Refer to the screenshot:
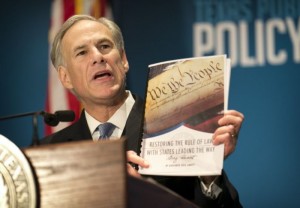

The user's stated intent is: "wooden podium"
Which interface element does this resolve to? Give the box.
[23,139,127,208]
[0,135,199,208]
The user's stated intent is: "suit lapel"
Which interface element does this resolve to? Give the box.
[123,95,145,153]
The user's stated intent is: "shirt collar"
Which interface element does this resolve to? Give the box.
[85,90,135,137]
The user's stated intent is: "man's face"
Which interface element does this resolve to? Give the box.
[59,20,129,106]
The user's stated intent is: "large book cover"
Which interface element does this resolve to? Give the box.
[139,55,231,176]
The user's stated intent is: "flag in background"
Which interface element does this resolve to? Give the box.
[45,0,112,136]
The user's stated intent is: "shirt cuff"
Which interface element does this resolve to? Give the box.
[199,176,223,199]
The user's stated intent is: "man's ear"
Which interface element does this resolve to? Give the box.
[58,66,73,90]
[121,50,129,73]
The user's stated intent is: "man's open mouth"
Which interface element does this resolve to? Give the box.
[93,71,112,80]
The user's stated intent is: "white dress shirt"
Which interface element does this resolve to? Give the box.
[85,91,135,141]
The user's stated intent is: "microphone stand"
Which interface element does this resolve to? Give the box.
[32,112,40,146]
[0,111,43,146]
[0,110,75,147]
[0,111,43,120]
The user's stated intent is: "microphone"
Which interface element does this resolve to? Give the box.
[42,110,75,126]
[0,110,76,146]
[0,110,75,126]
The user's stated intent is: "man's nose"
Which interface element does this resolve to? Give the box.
[91,48,105,65]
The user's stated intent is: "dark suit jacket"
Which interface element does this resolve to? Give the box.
[41,95,242,208]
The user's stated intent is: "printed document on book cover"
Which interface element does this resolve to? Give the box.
[139,55,231,176]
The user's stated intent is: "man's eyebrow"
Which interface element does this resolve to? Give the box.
[72,38,114,53]
[97,41,111,46]
[73,45,86,53]
[98,37,115,44]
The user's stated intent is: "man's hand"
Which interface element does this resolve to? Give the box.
[212,110,244,159]
[126,150,150,177]
[201,110,244,186]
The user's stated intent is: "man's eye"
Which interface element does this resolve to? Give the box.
[101,44,109,49]
[76,51,86,56]
[99,44,112,53]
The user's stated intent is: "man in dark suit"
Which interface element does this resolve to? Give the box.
[41,14,244,207]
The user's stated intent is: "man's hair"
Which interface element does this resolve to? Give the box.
[50,14,125,69]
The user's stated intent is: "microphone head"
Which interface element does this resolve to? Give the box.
[55,110,75,122]
[43,113,59,126]
[42,110,75,126]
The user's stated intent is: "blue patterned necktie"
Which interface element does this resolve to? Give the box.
[98,122,115,139]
